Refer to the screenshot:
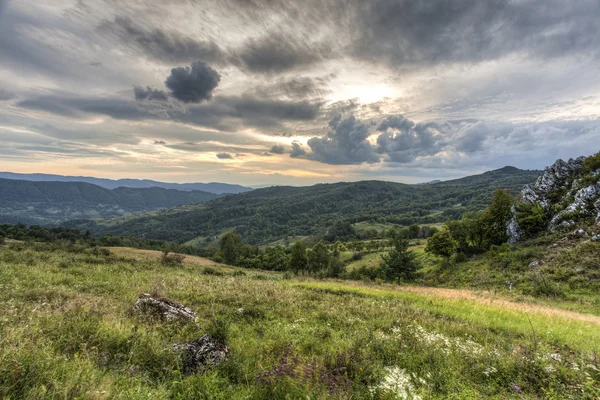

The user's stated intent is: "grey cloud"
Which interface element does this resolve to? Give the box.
[154,140,166,145]
[290,142,307,158]
[376,116,441,163]
[454,121,490,153]
[105,17,226,65]
[133,86,169,102]
[305,115,380,165]
[165,61,220,103]
[216,152,234,159]
[270,144,285,154]
[0,89,15,101]
[255,76,332,100]
[349,0,600,68]
[234,31,330,73]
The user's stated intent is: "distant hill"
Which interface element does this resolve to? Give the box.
[0,178,222,225]
[0,172,253,194]
[71,166,541,245]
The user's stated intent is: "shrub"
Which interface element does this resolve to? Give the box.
[202,267,224,276]
[583,151,600,174]
[161,250,186,266]
[515,203,547,238]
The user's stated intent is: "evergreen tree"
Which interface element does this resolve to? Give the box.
[380,238,418,281]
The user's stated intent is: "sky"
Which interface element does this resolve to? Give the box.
[0,0,599,186]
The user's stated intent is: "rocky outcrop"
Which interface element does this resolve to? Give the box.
[174,335,229,374]
[132,293,197,322]
[508,155,600,242]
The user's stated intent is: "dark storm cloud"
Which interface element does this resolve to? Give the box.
[234,31,331,74]
[17,91,320,132]
[305,114,379,165]
[348,0,600,67]
[216,152,234,159]
[270,144,285,154]
[165,61,221,103]
[105,17,226,65]
[133,86,169,102]
[290,142,307,158]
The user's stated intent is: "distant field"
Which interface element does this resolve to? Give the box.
[1,242,598,398]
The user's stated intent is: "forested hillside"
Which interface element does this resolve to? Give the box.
[73,166,541,245]
[0,178,221,224]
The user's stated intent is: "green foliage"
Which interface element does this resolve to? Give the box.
[380,238,419,281]
[0,178,220,225]
[288,241,308,275]
[483,189,514,244]
[220,232,242,265]
[515,203,548,238]
[76,168,541,245]
[425,227,459,260]
[307,242,330,275]
[583,151,600,174]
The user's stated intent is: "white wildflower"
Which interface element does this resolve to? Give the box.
[483,367,497,377]
[549,353,562,362]
[544,365,556,373]
[370,367,422,400]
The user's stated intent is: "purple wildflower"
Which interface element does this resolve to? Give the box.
[510,382,521,392]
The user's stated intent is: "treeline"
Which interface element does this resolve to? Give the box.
[0,224,202,256]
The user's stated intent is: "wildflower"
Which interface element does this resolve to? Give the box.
[510,382,521,392]
[483,367,497,377]
[370,367,423,400]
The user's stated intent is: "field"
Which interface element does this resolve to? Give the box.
[1,242,599,399]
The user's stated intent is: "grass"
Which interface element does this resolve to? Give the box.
[1,242,599,399]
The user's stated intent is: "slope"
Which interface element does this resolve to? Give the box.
[0,178,222,225]
[73,166,541,245]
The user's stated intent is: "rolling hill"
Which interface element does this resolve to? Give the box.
[0,172,253,194]
[0,178,222,225]
[71,166,541,245]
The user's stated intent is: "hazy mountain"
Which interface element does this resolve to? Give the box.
[0,178,222,225]
[0,172,253,194]
[72,166,541,245]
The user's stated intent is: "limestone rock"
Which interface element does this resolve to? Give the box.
[133,293,196,322]
[174,335,229,374]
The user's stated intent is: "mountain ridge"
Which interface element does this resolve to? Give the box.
[71,166,542,245]
[0,172,253,194]
[0,178,223,225]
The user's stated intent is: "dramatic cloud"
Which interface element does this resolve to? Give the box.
[105,17,226,65]
[216,152,234,159]
[133,86,169,102]
[376,116,442,163]
[270,145,285,154]
[290,142,307,158]
[234,32,330,73]
[349,0,600,68]
[165,61,221,103]
[305,115,379,165]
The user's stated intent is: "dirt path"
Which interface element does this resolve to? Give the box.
[385,284,600,325]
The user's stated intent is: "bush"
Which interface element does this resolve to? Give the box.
[161,251,186,266]
[351,252,363,261]
[515,203,547,238]
[202,267,224,276]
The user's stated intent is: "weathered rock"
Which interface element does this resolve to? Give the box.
[133,293,196,322]
[174,335,229,374]
[528,261,540,268]
[569,229,588,238]
[592,234,600,242]
[508,155,597,242]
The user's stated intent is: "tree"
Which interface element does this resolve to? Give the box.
[220,232,242,265]
[380,238,419,281]
[307,242,330,275]
[327,244,345,278]
[483,189,514,244]
[288,241,308,275]
[408,224,421,239]
[425,227,458,260]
